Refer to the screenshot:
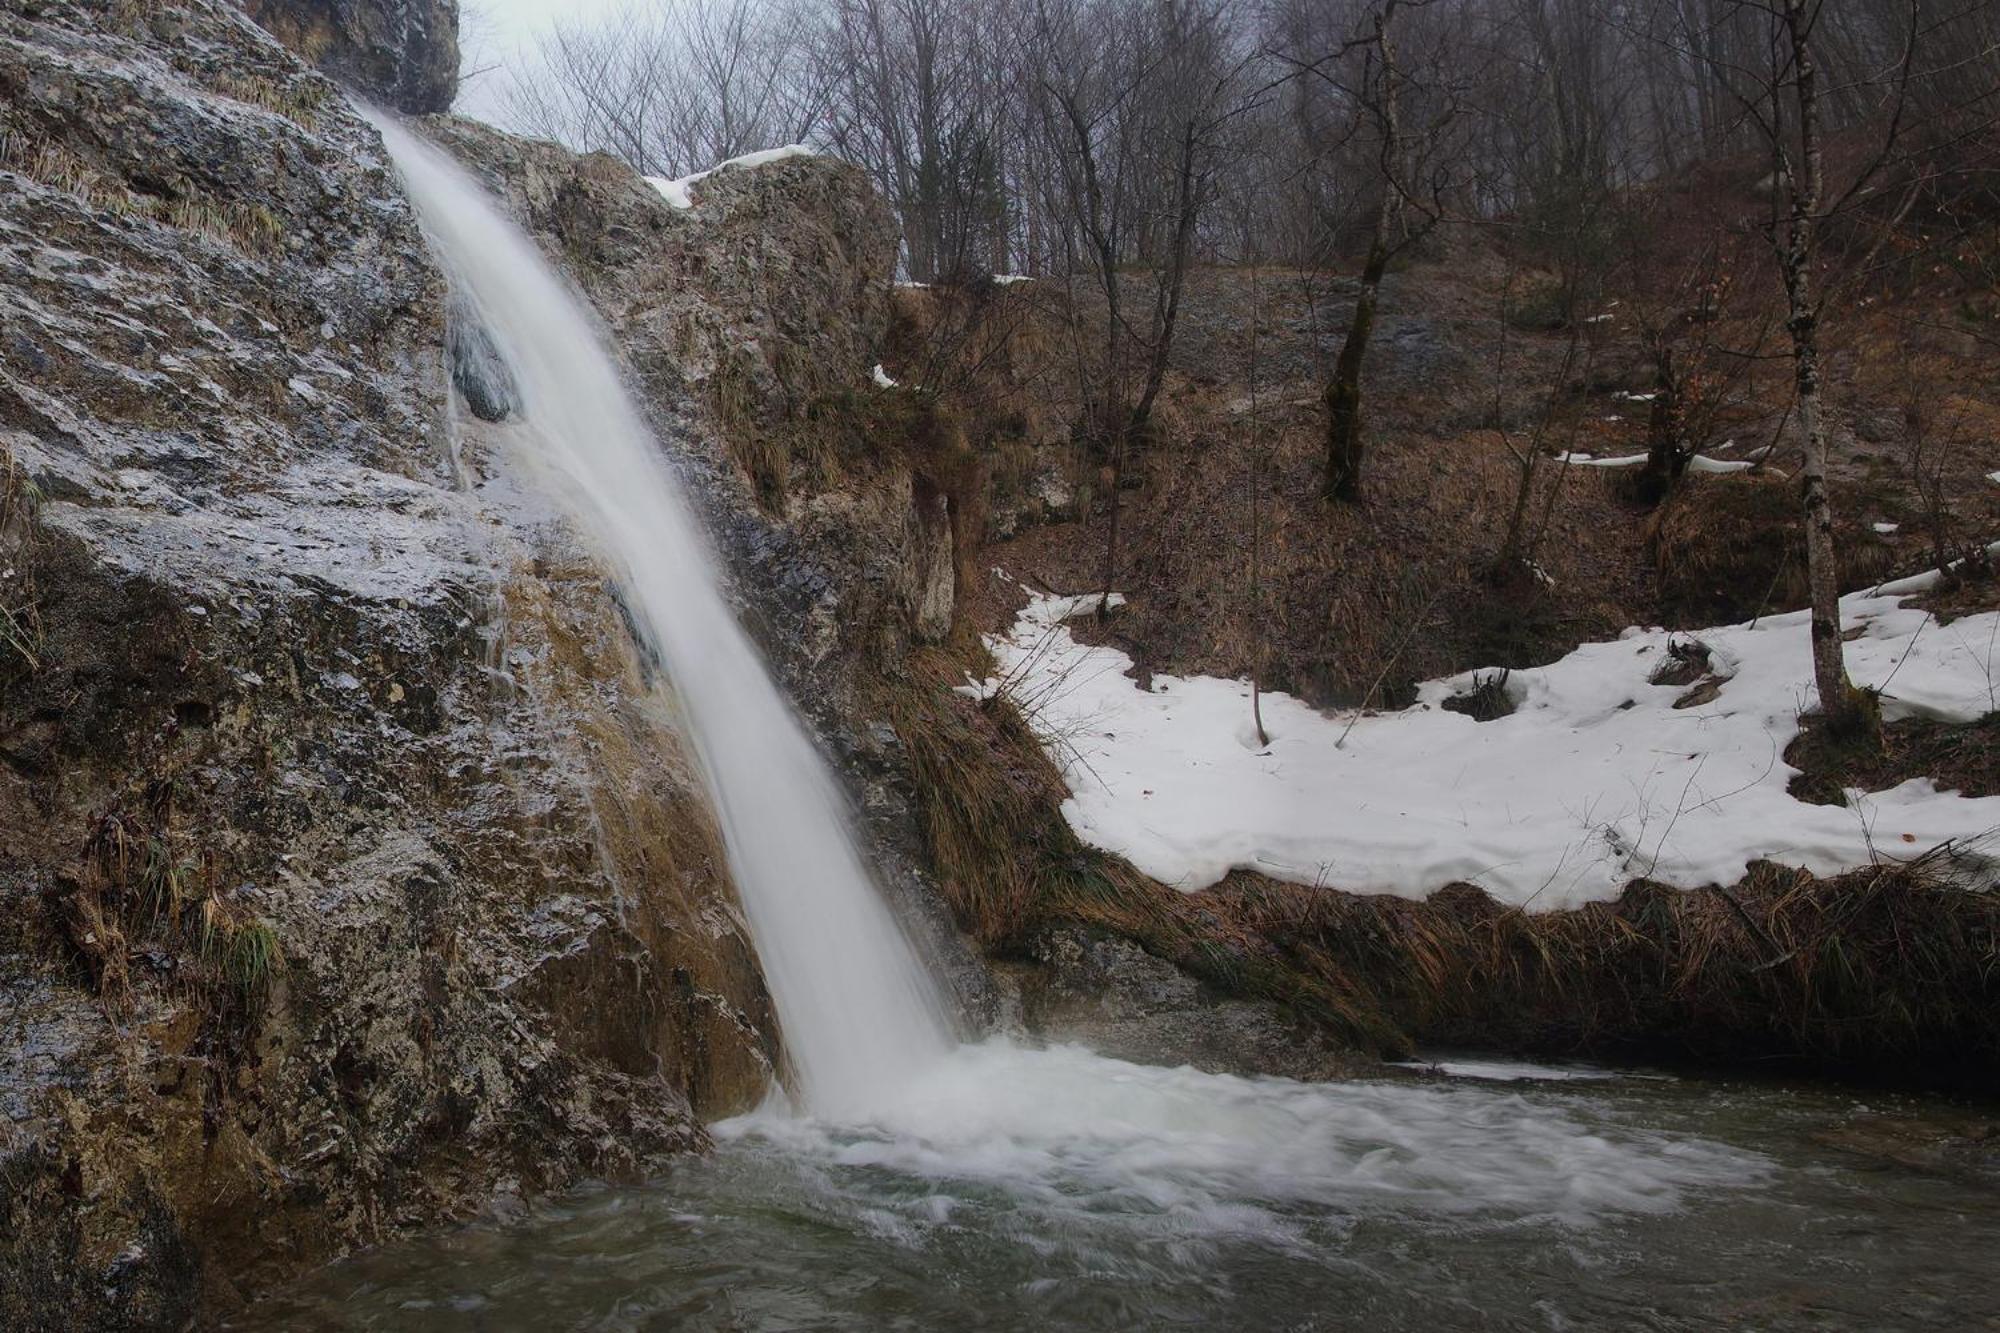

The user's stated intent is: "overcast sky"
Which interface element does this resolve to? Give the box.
[457,0,631,124]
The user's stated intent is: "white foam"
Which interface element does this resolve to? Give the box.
[721,1039,1766,1237]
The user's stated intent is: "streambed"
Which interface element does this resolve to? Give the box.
[242,1050,1999,1331]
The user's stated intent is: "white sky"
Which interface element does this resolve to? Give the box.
[456,0,633,124]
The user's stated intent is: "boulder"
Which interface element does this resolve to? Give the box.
[244,0,458,113]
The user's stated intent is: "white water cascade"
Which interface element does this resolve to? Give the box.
[375,116,1769,1238]
[370,115,955,1118]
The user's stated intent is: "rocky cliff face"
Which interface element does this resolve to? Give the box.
[0,2,777,1321]
[243,0,457,113]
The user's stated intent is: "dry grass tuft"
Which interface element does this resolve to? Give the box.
[52,787,284,1014]
[0,117,286,256]
[1213,848,2000,1084]
[0,441,44,674]
[1788,711,2000,805]
[207,71,328,130]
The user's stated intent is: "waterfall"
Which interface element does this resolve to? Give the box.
[352,118,1774,1273]
[369,115,954,1118]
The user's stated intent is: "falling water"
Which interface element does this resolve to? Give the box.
[364,118,1788,1293]
[370,115,955,1117]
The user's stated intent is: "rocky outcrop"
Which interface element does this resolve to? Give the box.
[1,2,770,1321]
[244,0,458,113]
[998,927,1362,1082]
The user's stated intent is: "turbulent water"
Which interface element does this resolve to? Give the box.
[351,122,2000,1332]
[246,1063,2000,1330]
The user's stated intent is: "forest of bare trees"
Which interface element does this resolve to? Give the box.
[494,1,1996,279]
[489,0,2000,734]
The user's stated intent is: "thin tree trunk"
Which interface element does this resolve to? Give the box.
[1780,0,1867,737]
[1325,217,1390,502]
[1323,2,1401,504]
[1636,348,1681,505]
[1133,120,1202,429]
[1248,263,1269,746]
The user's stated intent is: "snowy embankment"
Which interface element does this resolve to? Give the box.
[645,145,815,209]
[969,572,2000,909]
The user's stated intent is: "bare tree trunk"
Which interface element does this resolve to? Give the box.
[1778,0,1869,738]
[1324,221,1390,502]
[1247,262,1269,746]
[1322,1,1402,504]
[1635,348,1682,505]
[1133,120,1202,428]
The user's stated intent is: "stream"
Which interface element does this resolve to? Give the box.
[242,1051,1999,1331]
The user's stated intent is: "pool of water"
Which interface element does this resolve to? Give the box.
[239,1047,2000,1331]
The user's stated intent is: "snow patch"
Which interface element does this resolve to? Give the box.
[976,581,2000,907]
[872,363,899,389]
[1556,452,1646,468]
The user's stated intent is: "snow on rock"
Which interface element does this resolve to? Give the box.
[646,144,816,210]
[976,577,2000,908]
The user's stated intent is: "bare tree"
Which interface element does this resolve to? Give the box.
[1279,0,1464,502]
[1690,0,1928,738]
[1023,0,1251,608]
[815,0,1019,281]
[503,0,825,178]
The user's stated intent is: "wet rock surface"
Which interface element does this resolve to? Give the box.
[1,3,771,1322]
[998,926,1364,1082]
[1,4,1356,1324]
[244,0,458,113]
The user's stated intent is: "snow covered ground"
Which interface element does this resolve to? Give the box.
[970,570,2000,908]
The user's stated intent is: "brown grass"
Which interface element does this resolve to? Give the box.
[0,117,285,255]
[1651,474,1900,626]
[0,441,43,675]
[1219,851,2000,1083]
[1788,712,2000,805]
